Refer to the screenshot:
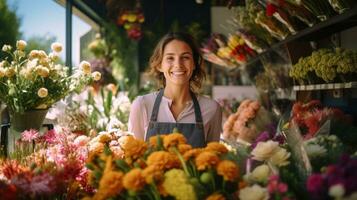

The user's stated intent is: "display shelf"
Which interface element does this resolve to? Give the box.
[293,82,357,91]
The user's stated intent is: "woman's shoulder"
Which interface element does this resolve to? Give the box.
[132,91,159,106]
[197,95,221,110]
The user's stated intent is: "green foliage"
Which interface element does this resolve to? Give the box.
[0,0,21,59]
[25,35,56,53]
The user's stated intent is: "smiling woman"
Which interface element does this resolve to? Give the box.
[128,32,222,147]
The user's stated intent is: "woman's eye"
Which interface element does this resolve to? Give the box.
[166,57,174,61]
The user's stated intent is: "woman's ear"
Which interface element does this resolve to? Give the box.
[156,65,163,72]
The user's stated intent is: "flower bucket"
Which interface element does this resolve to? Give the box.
[9,109,48,132]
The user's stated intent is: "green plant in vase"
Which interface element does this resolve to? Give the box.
[0,40,101,153]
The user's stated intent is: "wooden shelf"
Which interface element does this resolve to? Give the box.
[293,82,357,91]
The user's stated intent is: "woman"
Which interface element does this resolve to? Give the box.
[128,32,222,147]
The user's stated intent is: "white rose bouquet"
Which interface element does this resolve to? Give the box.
[0,40,101,113]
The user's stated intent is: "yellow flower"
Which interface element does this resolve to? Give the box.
[268,147,290,167]
[5,67,15,77]
[163,169,197,200]
[205,142,228,154]
[123,168,146,192]
[250,164,270,183]
[216,160,239,181]
[120,136,147,160]
[51,42,63,53]
[146,151,180,170]
[49,52,59,61]
[163,133,187,149]
[38,50,47,59]
[16,40,27,50]
[183,148,203,161]
[0,68,5,78]
[239,184,269,200]
[206,193,226,200]
[80,61,91,75]
[37,87,48,98]
[92,71,101,81]
[195,151,220,171]
[142,165,163,184]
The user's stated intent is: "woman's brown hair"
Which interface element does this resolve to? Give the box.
[149,32,206,90]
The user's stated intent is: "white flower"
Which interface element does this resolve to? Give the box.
[49,52,59,61]
[29,50,40,59]
[74,135,90,147]
[329,184,345,198]
[106,117,124,131]
[37,87,48,98]
[2,44,11,52]
[36,66,50,78]
[92,71,101,81]
[36,104,47,109]
[250,164,271,182]
[51,42,63,53]
[5,67,15,77]
[239,184,269,200]
[305,144,327,158]
[269,147,290,167]
[251,140,280,161]
[16,40,27,50]
[0,61,5,68]
[79,61,91,75]
[0,68,5,78]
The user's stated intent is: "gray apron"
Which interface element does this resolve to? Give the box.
[145,89,206,147]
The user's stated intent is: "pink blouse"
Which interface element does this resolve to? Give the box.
[128,91,222,142]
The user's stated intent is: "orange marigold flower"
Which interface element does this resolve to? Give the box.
[177,144,192,154]
[123,168,146,191]
[120,136,147,160]
[205,142,228,154]
[149,134,166,148]
[142,165,163,184]
[183,148,203,161]
[157,182,169,197]
[195,151,220,171]
[206,193,226,200]
[95,171,124,200]
[163,133,187,149]
[146,151,180,170]
[216,160,239,181]
[98,133,112,143]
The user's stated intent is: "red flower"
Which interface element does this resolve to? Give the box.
[266,3,277,17]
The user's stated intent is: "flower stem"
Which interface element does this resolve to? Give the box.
[172,147,190,176]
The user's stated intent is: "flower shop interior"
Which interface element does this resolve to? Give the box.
[1,0,357,199]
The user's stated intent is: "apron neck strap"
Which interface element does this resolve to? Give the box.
[150,88,203,123]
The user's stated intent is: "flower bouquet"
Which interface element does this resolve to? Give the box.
[286,0,335,21]
[327,0,356,14]
[0,40,100,114]
[223,99,273,144]
[84,133,242,200]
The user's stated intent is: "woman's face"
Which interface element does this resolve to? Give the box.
[159,39,194,87]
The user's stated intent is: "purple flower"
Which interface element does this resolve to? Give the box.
[21,129,39,142]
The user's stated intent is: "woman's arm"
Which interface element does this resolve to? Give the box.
[128,96,146,140]
[206,101,223,142]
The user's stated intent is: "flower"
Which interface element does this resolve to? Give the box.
[195,151,220,170]
[205,142,228,154]
[37,88,48,98]
[163,133,187,149]
[307,174,324,193]
[16,40,27,50]
[239,184,269,200]
[142,165,163,184]
[91,71,101,81]
[2,44,11,52]
[162,169,197,200]
[268,148,290,167]
[120,136,147,161]
[329,184,345,198]
[51,42,62,53]
[216,160,239,181]
[123,168,146,191]
[206,193,225,200]
[251,140,279,161]
[146,151,180,170]
[21,129,40,142]
[250,164,271,182]
[305,143,327,158]
[80,61,91,75]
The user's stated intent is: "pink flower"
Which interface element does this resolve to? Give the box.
[278,183,288,193]
[307,174,324,193]
[21,129,39,142]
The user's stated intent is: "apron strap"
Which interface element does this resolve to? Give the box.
[149,89,203,124]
